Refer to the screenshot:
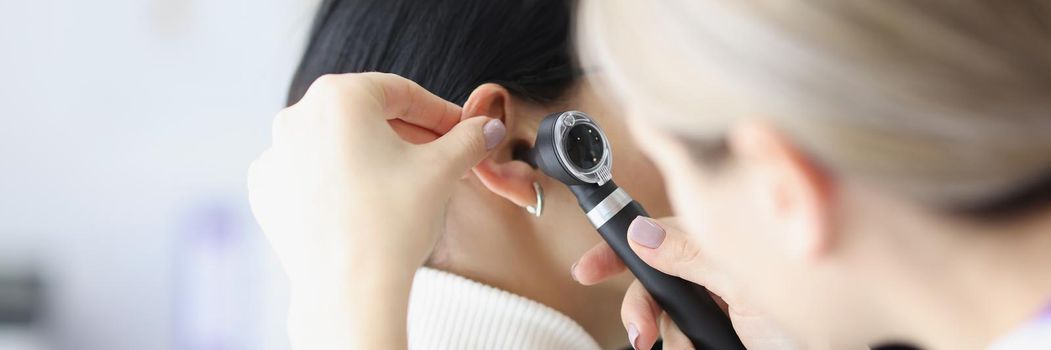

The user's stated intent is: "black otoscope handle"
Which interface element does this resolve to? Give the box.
[572,182,745,350]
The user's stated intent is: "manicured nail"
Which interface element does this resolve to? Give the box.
[628,216,665,249]
[570,262,579,282]
[627,323,640,350]
[483,118,506,150]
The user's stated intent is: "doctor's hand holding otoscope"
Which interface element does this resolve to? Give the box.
[571,217,798,350]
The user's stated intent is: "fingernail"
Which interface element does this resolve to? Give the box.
[627,323,640,350]
[570,262,579,282]
[483,118,506,150]
[628,216,665,249]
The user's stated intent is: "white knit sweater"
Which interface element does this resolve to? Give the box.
[407,267,602,350]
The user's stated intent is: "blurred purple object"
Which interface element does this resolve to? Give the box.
[173,199,259,350]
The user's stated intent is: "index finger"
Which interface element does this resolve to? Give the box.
[356,72,464,135]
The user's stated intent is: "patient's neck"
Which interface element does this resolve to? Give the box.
[436,180,633,349]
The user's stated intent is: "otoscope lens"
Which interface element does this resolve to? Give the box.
[564,124,605,170]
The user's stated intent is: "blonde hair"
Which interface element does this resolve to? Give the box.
[580,0,1051,209]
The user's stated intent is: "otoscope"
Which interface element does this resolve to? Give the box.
[516,111,745,350]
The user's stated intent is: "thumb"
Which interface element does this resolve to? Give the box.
[626,216,709,285]
[424,116,506,179]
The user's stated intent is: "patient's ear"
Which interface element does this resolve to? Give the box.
[463,83,538,208]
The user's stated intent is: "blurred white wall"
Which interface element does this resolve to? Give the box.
[0,0,317,349]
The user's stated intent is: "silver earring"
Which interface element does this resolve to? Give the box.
[525,182,544,217]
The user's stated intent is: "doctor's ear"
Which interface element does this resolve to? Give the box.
[728,121,836,261]
[463,83,539,209]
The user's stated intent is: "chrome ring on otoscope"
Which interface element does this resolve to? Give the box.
[585,187,631,228]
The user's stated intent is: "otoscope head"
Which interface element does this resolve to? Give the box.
[515,111,613,187]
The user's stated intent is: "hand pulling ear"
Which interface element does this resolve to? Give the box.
[462,84,542,209]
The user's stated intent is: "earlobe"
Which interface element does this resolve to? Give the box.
[462,83,541,209]
[473,157,540,208]
[730,121,836,261]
